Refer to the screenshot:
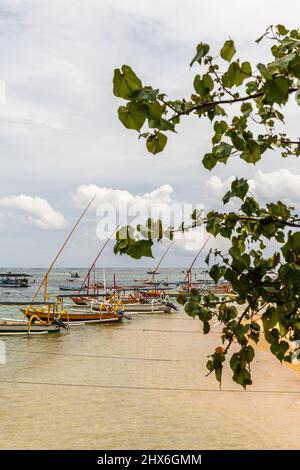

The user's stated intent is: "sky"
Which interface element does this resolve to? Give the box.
[0,0,299,268]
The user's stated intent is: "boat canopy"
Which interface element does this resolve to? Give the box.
[0,273,32,277]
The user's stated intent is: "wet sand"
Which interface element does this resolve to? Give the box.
[0,309,299,449]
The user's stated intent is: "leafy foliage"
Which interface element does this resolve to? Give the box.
[113,25,300,388]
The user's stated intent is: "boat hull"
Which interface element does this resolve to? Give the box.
[90,302,172,313]
[122,303,171,313]
[0,321,60,335]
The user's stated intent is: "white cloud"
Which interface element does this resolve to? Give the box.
[73,183,181,229]
[205,175,234,202]
[73,183,206,250]
[73,183,174,209]
[0,194,66,230]
[205,169,300,208]
[249,169,300,205]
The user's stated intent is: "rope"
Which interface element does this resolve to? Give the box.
[6,348,180,362]
[0,379,297,394]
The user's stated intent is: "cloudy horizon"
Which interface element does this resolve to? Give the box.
[0,0,299,268]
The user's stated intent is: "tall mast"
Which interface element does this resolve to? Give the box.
[151,240,175,288]
[184,235,211,289]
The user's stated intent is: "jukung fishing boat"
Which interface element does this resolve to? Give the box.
[89,297,176,314]
[0,272,32,288]
[0,300,66,335]
[21,297,125,324]
[0,319,61,335]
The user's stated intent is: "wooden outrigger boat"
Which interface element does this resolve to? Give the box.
[89,297,175,314]
[0,320,61,335]
[21,299,124,324]
[0,301,65,335]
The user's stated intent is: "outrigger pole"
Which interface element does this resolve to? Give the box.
[31,194,97,304]
[184,234,211,289]
[77,225,120,297]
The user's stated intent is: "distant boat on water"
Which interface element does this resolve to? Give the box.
[147,270,159,275]
[0,272,32,288]
[58,284,83,291]
[69,271,80,278]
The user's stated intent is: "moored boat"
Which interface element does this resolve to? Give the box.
[20,300,124,324]
[70,271,80,278]
[90,299,176,313]
[58,285,83,291]
[0,272,32,288]
[0,319,61,335]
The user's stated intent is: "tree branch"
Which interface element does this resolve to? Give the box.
[170,87,297,120]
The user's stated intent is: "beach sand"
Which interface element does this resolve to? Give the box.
[0,308,299,449]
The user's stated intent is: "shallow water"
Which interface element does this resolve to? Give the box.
[0,307,300,449]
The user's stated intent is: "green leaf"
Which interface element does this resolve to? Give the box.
[270,340,289,362]
[240,61,252,78]
[264,77,290,104]
[214,142,233,159]
[126,239,154,259]
[209,264,226,283]
[146,132,167,154]
[220,39,236,62]
[241,102,253,117]
[194,74,214,97]
[190,43,210,67]
[206,211,223,236]
[202,153,217,170]
[262,307,278,330]
[241,142,261,164]
[257,63,273,80]
[281,232,300,260]
[222,178,249,204]
[233,367,252,389]
[113,65,142,99]
[291,55,300,79]
[148,101,163,120]
[118,102,148,131]
[131,86,159,101]
[269,53,296,73]
[276,24,289,36]
[279,263,300,290]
